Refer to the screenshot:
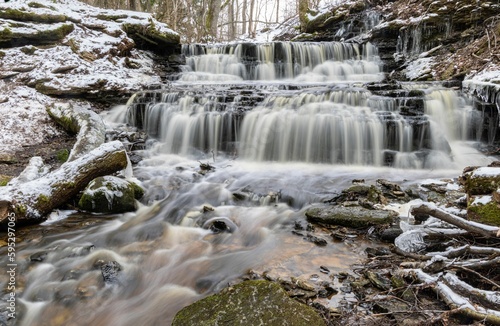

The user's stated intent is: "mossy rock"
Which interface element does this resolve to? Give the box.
[56,149,70,163]
[78,176,144,214]
[0,175,13,186]
[467,196,500,226]
[96,14,128,21]
[0,23,74,47]
[20,46,37,55]
[462,167,500,196]
[172,280,325,326]
[0,8,67,23]
[305,205,397,228]
[121,22,180,55]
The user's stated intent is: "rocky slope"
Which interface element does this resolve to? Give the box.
[283,0,500,83]
[0,0,181,177]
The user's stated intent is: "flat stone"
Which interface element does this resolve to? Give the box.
[305,205,398,228]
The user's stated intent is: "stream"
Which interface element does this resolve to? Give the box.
[0,40,497,325]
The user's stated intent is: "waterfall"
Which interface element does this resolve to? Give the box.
[6,28,499,326]
[126,41,489,169]
[179,41,383,82]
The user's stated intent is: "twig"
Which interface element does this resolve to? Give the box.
[472,53,491,63]
[452,265,500,289]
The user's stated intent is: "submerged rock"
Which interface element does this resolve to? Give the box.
[172,280,325,326]
[305,205,397,228]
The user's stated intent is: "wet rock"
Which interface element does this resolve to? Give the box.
[379,225,403,242]
[78,176,144,214]
[202,217,238,233]
[100,261,122,285]
[365,270,391,291]
[365,247,391,258]
[29,251,48,262]
[305,205,398,228]
[172,280,326,326]
[303,234,328,246]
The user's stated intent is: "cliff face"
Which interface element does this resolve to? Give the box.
[281,0,500,83]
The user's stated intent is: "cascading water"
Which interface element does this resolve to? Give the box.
[1,39,496,326]
[127,41,486,169]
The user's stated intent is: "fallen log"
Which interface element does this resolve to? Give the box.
[403,269,500,325]
[0,141,127,224]
[47,102,106,162]
[410,203,500,238]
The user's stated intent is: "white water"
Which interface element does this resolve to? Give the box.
[1,41,497,326]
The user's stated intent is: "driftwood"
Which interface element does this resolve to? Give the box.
[391,202,500,324]
[0,141,127,224]
[410,202,500,238]
[47,102,106,162]
[403,269,500,325]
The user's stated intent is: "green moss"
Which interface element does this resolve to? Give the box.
[130,182,144,200]
[20,46,37,55]
[68,38,79,53]
[46,106,79,134]
[464,174,500,196]
[28,2,55,10]
[56,149,70,163]
[37,23,74,41]
[468,200,500,226]
[38,194,50,206]
[0,8,67,23]
[173,280,325,326]
[0,175,12,186]
[0,51,5,58]
[15,204,27,216]
[0,27,13,42]
[96,14,128,21]
[78,177,139,214]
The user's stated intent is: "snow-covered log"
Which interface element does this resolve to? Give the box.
[410,202,500,238]
[47,103,106,161]
[0,141,127,224]
[403,269,500,325]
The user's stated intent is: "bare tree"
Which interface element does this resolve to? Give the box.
[298,0,309,32]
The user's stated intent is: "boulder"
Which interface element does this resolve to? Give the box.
[460,167,500,196]
[305,205,398,228]
[78,176,144,214]
[467,195,500,227]
[172,280,325,326]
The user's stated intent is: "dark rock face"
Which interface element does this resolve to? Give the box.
[172,280,326,326]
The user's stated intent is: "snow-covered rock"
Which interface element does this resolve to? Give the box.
[0,0,180,155]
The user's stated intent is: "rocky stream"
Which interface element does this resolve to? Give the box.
[1,0,500,325]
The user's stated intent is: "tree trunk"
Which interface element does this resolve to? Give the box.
[228,0,235,40]
[276,0,279,23]
[0,141,128,225]
[129,0,136,11]
[298,0,309,32]
[206,0,222,38]
[248,0,255,36]
[242,0,247,35]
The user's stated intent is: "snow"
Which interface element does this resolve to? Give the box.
[471,195,492,206]
[470,167,500,177]
[0,0,177,155]
[405,57,434,80]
